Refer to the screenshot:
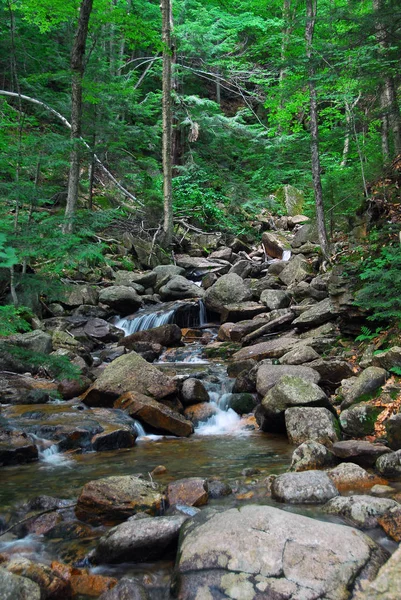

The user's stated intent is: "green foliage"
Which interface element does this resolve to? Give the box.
[355,326,383,343]
[0,235,17,268]
[355,246,401,324]
[390,366,401,377]
[4,345,82,380]
[0,305,33,336]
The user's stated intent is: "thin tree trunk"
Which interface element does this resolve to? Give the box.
[161,0,173,248]
[305,0,330,260]
[62,0,93,234]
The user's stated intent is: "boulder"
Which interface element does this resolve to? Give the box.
[339,367,388,409]
[209,247,233,262]
[291,223,319,248]
[61,284,99,306]
[153,265,186,286]
[0,567,41,600]
[377,505,401,542]
[323,495,399,529]
[279,255,311,286]
[174,254,226,272]
[279,345,320,365]
[285,407,340,446]
[98,286,142,315]
[256,363,320,395]
[98,578,149,600]
[82,352,178,406]
[159,276,204,301]
[340,403,384,437]
[261,232,290,259]
[271,470,339,504]
[203,273,252,315]
[4,557,71,599]
[115,392,193,437]
[92,514,187,564]
[376,450,401,478]
[307,358,354,386]
[385,413,401,450]
[241,309,295,343]
[290,440,334,472]
[207,480,232,499]
[232,337,298,362]
[0,373,58,404]
[0,430,38,466]
[228,259,253,279]
[173,505,387,600]
[293,297,339,329]
[114,270,157,289]
[220,302,266,323]
[332,440,391,468]
[167,478,209,507]
[372,346,401,371]
[118,324,182,350]
[353,543,401,600]
[223,393,256,414]
[1,330,52,355]
[83,318,123,343]
[183,403,218,427]
[75,475,164,525]
[327,463,385,492]
[180,378,209,406]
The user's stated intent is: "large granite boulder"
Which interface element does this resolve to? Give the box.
[118,324,182,350]
[385,413,401,450]
[98,286,143,315]
[115,392,193,437]
[1,330,52,355]
[290,440,334,472]
[114,270,157,289]
[279,255,312,286]
[92,514,187,564]
[173,504,387,600]
[372,346,401,371]
[0,373,58,405]
[204,273,252,315]
[376,450,401,478]
[159,276,204,301]
[75,475,164,525]
[332,441,391,468]
[339,367,388,409]
[232,337,299,361]
[180,379,209,406]
[167,477,209,507]
[293,297,339,329]
[340,403,384,437]
[261,232,290,259]
[323,495,399,529]
[256,364,320,396]
[98,578,149,600]
[271,471,339,504]
[0,567,41,600]
[327,463,384,492]
[82,352,178,406]
[285,406,340,446]
[353,543,401,600]
[0,430,38,466]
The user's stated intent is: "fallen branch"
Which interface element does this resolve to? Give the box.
[0,90,143,207]
[0,503,77,538]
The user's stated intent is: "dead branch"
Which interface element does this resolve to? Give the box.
[0,503,77,538]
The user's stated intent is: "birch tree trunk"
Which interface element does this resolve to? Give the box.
[305,0,330,260]
[62,0,93,234]
[160,0,174,248]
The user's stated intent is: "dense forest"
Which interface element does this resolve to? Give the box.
[2,2,401,599]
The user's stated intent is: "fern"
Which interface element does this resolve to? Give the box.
[390,366,401,377]
[355,326,382,343]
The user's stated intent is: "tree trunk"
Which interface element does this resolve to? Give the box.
[62,0,93,234]
[161,0,174,248]
[305,0,330,260]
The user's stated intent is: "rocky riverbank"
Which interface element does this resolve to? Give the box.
[1,215,401,598]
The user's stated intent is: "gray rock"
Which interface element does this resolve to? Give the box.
[0,430,38,467]
[293,297,338,329]
[307,358,354,386]
[376,450,401,478]
[84,318,123,342]
[256,364,320,396]
[209,247,233,262]
[223,393,256,414]
[291,223,319,248]
[232,337,299,362]
[290,440,334,471]
[228,259,252,279]
[1,330,52,355]
[153,265,186,286]
[279,345,320,365]
[279,255,311,286]
[204,273,252,314]
[174,504,387,600]
[339,367,388,409]
[61,284,99,307]
[261,231,290,259]
[0,567,41,600]
[92,514,187,563]
[285,407,340,446]
[260,289,291,311]
[98,286,142,315]
[118,323,182,350]
[340,403,383,437]
[271,470,339,504]
[323,495,399,529]
[220,302,266,324]
[114,270,157,289]
[159,276,204,301]
[352,543,401,600]
[332,441,391,468]
[372,346,401,371]
[327,463,384,491]
[98,578,149,600]
[385,413,401,450]
[181,378,209,406]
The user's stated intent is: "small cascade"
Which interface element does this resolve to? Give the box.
[115,306,176,336]
[198,299,208,327]
[39,444,73,467]
[133,420,146,438]
[114,301,208,336]
[282,249,291,261]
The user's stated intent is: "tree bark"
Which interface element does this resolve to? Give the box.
[161,0,174,248]
[305,0,330,260]
[62,0,93,234]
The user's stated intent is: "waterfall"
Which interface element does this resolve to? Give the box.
[194,367,242,435]
[282,249,291,261]
[39,444,73,466]
[115,307,176,336]
[198,299,208,327]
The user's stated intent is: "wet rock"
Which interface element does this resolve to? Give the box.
[57,376,92,400]
[307,358,354,386]
[293,297,338,329]
[207,480,232,499]
[279,345,320,365]
[256,364,321,395]
[5,556,71,599]
[290,440,334,471]
[98,286,143,316]
[0,430,38,466]
[376,450,401,478]
[271,470,339,504]
[261,231,290,259]
[385,413,401,450]
[115,392,193,437]
[224,393,256,414]
[167,478,209,507]
[0,373,58,404]
[232,336,300,362]
[340,403,384,437]
[25,511,63,536]
[174,254,226,272]
[92,514,187,564]
[323,495,399,529]
[377,505,401,542]
[91,427,136,451]
[98,578,149,600]
[124,341,163,362]
[327,463,385,492]
[180,378,209,406]
[332,440,391,468]
[0,567,41,600]
[370,484,395,496]
[75,475,164,525]
[220,302,266,323]
[353,542,401,600]
[82,352,178,407]
[183,403,218,427]
[118,324,182,350]
[203,273,252,315]
[173,504,387,600]
[285,407,340,445]
[339,367,388,409]
[279,255,312,286]
[159,276,204,301]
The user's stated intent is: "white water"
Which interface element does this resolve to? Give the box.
[282,249,291,261]
[195,407,241,435]
[199,299,208,327]
[115,308,176,336]
[39,444,74,467]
